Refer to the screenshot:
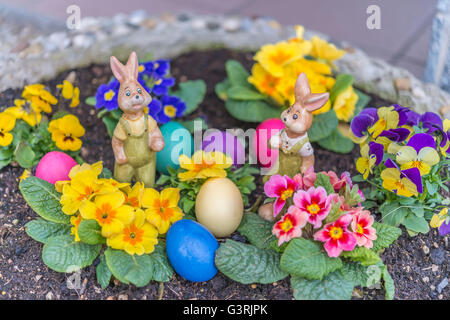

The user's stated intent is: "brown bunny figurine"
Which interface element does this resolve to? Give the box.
[259,73,329,221]
[110,51,164,187]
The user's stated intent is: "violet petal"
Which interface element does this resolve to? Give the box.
[407,133,436,152]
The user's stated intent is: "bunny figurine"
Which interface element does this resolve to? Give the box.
[110,51,164,187]
[259,73,329,221]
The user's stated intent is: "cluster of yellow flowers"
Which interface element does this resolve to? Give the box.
[56,162,183,256]
[248,25,358,122]
[178,151,233,181]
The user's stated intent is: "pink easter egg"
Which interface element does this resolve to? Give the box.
[35,151,78,184]
[202,131,245,166]
[252,118,284,168]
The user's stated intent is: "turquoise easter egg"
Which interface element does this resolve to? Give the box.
[156,122,193,174]
[166,219,219,282]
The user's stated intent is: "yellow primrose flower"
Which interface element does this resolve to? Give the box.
[248,63,284,105]
[310,36,346,62]
[80,191,134,237]
[178,151,233,181]
[57,80,80,108]
[254,41,311,77]
[68,161,103,179]
[4,99,41,127]
[107,209,158,255]
[142,188,183,234]
[430,208,448,228]
[122,182,145,209]
[98,178,129,192]
[0,112,16,147]
[48,114,85,151]
[19,169,31,182]
[333,86,358,122]
[396,146,440,175]
[381,168,418,198]
[70,214,82,242]
[356,144,376,179]
[368,106,399,138]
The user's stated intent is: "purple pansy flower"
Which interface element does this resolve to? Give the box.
[95,80,120,110]
[350,108,379,138]
[406,133,436,152]
[154,95,186,124]
[385,158,423,193]
[419,112,448,147]
[379,127,410,142]
[439,220,450,236]
[393,104,418,126]
[369,141,384,165]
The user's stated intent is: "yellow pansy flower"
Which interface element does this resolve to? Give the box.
[70,214,82,242]
[440,119,450,156]
[254,41,311,77]
[142,188,183,234]
[122,182,145,209]
[430,208,448,228]
[396,146,440,175]
[19,169,31,182]
[368,106,399,138]
[57,80,80,108]
[22,84,57,113]
[178,151,233,181]
[333,86,358,122]
[80,191,134,237]
[48,114,85,151]
[355,144,376,179]
[0,112,16,147]
[375,136,393,152]
[310,36,346,62]
[4,99,41,127]
[381,168,418,198]
[248,63,284,105]
[107,209,158,255]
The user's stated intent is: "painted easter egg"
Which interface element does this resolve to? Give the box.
[252,118,284,168]
[195,177,243,237]
[35,151,77,184]
[202,130,245,166]
[156,122,194,174]
[166,219,219,282]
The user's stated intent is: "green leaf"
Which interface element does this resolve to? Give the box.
[314,172,335,194]
[371,222,402,252]
[14,141,35,168]
[102,116,118,138]
[225,99,281,123]
[329,74,354,103]
[309,110,339,142]
[42,235,101,272]
[317,129,354,154]
[268,238,288,253]
[19,177,70,224]
[77,219,105,245]
[150,244,173,282]
[227,86,266,100]
[237,213,275,249]
[25,219,71,243]
[85,96,96,106]
[171,80,207,115]
[0,158,11,170]
[341,247,381,266]
[104,248,154,287]
[225,60,251,87]
[324,201,342,223]
[99,167,113,179]
[403,214,429,234]
[291,271,354,300]
[177,117,208,134]
[215,240,288,284]
[379,202,408,227]
[340,261,371,287]
[0,148,13,161]
[382,265,395,300]
[353,89,371,119]
[96,255,112,289]
[215,79,232,101]
[280,238,342,280]
[425,180,438,196]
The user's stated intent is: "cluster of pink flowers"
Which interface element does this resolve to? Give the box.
[266,168,377,258]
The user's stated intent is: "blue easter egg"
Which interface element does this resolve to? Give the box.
[156,122,193,174]
[166,219,219,282]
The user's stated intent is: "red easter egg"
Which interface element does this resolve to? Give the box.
[252,118,284,168]
[35,151,77,184]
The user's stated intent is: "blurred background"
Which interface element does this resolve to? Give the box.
[0,0,440,78]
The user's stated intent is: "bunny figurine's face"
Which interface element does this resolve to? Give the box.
[281,73,330,136]
[110,52,152,116]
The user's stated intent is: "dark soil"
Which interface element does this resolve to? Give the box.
[0,49,448,300]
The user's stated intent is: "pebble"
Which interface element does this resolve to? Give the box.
[35,275,42,282]
[422,276,429,283]
[431,264,439,272]
[106,296,115,300]
[72,34,95,48]
[206,21,220,30]
[395,77,411,91]
[223,19,241,33]
[422,245,430,254]
[430,285,436,291]
[430,248,445,265]
[45,291,54,300]
[412,87,426,99]
[440,105,450,116]
[128,10,147,26]
[12,219,19,226]
[251,284,257,289]
[437,278,448,294]
[178,13,191,22]
[118,294,128,300]
[192,19,206,30]
[141,19,157,29]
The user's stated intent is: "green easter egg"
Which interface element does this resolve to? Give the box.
[156,122,194,174]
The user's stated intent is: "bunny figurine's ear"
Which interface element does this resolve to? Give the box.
[304,92,330,112]
[294,73,311,102]
[125,51,139,81]
[110,56,126,83]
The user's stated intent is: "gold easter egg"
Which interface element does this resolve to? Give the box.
[195,177,244,237]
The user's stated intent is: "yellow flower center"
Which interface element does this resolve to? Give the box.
[95,203,117,225]
[155,79,163,85]
[0,131,4,138]
[77,186,93,201]
[411,161,423,169]
[138,65,145,72]
[270,50,292,65]
[329,226,343,239]
[164,105,176,118]
[154,62,159,69]
[262,74,279,95]
[280,217,293,232]
[307,203,320,215]
[395,181,406,192]
[280,189,293,201]
[154,199,173,221]
[125,195,140,208]
[123,224,144,245]
[356,223,364,234]
[104,90,115,101]
[63,134,74,142]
